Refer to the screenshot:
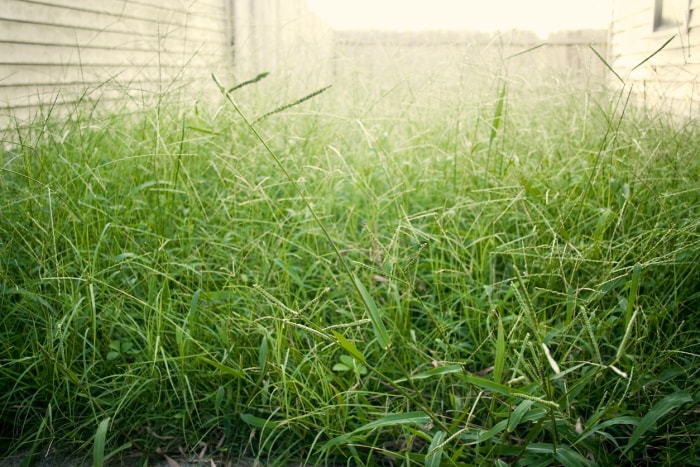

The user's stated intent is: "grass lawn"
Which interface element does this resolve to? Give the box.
[1,67,699,466]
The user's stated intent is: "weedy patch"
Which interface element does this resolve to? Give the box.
[1,52,699,466]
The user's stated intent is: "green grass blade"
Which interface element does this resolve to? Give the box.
[507,400,534,432]
[462,419,509,444]
[322,412,430,452]
[465,374,515,397]
[504,42,546,60]
[259,335,269,371]
[490,82,507,143]
[630,35,676,72]
[553,446,589,467]
[393,364,463,383]
[354,275,391,350]
[93,417,110,467]
[352,411,430,433]
[525,444,588,467]
[199,357,246,379]
[616,307,638,362]
[625,264,641,328]
[465,375,559,409]
[425,430,447,467]
[331,330,366,365]
[622,391,692,455]
[589,43,624,83]
[493,315,506,384]
[240,413,282,430]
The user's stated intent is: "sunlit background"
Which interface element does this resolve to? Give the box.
[306,0,612,38]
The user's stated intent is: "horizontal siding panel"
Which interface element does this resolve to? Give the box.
[1,0,224,38]
[42,0,228,34]
[627,63,700,81]
[2,0,178,37]
[0,43,223,67]
[24,0,191,23]
[0,83,167,108]
[612,54,697,76]
[1,90,199,123]
[0,81,227,106]
[611,7,653,33]
[610,33,693,58]
[0,63,217,88]
[132,0,223,16]
[639,79,700,103]
[1,79,212,109]
[0,20,220,54]
[612,0,650,20]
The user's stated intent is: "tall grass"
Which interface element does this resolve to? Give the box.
[1,65,699,466]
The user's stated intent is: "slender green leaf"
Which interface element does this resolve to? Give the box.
[200,357,246,378]
[554,447,589,467]
[259,335,269,371]
[525,443,589,467]
[93,417,110,467]
[240,413,281,430]
[321,433,356,451]
[186,125,219,135]
[490,82,507,142]
[104,443,133,464]
[322,411,430,452]
[626,263,641,326]
[465,375,559,409]
[590,43,623,83]
[507,400,534,432]
[466,374,515,395]
[331,330,366,364]
[462,419,509,444]
[354,276,391,349]
[356,411,430,432]
[425,430,447,467]
[214,386,224,417]
[630,35,676,72]
[505,42,546,60]
[623,391,692,454]
[494,316,506,384]
[393,364,463,383]
[189,289,201,321]
[576,415,641,443]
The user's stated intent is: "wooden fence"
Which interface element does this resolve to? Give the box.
[331,29,609,98]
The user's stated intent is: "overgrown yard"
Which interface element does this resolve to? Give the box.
[1,71,699,466]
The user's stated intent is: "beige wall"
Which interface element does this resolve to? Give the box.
[0,0,235,123]
[609,0,700,119]
[0,0,334,125]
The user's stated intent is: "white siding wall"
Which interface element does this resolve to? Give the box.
[0,0,334,125]
[0,0,234,123]
[609,0,700,119]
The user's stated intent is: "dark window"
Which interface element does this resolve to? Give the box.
[653,0,688,31]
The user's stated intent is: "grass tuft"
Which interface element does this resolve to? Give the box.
[1,61,699,466]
